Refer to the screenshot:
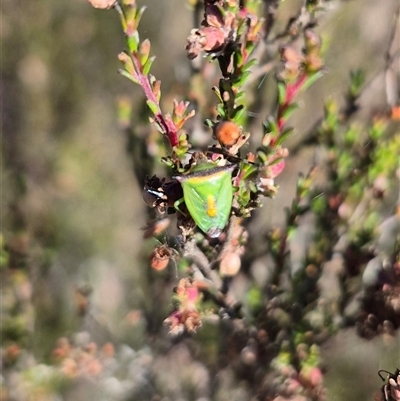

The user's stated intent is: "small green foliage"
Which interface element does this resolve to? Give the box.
[146,100,159,116]
[368,134,400,180]
[246,287,263,315]
[348,69,365,99]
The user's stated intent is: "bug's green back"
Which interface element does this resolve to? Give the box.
[177,163,235,238]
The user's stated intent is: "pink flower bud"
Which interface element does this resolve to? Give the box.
[87,0,116,9]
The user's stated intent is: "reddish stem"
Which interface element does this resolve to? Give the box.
[277,74,306,132]
[131,54,179,147]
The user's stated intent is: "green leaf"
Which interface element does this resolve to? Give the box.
[234,51,243,68]
[277,127,294,145]
[127,32,139,53]
[125,7,138,33]
[303,70,324,91]
[246,287,263,314]
[269,156,284,167]
[243,58,258,71]
[281,103,299,121]
[146,99,160,116]
[139,39,151,66]
[142,56,156,75]
[235,91,245,102]
[349,69,365,97]
[311,194,327,214]
[216,103,226,118]
[149,118,164,134]
[235,70,251,87]
[264,118,279,136]
[135,5,147,27]
[118,68,139,84]
[212,86,223,102]
[257,150,268,164]
[204,119,214,128]
[278,82,286,105]
[233,106,246,123]
[231,105,244,119]
[344,126,358,146]
[240,162,258,180]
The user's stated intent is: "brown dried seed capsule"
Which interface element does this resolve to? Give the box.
[150,246,171,271]
[214,121,241,147]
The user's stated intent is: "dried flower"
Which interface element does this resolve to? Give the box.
[150,246,172,271]
[279,46,304,82]
[186,27,226,60]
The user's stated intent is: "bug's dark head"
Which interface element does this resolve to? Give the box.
[143,175,183,210]
[143,175,166,207]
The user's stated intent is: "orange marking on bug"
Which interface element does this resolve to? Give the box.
[186,170,226,185]
[207,195,217,217]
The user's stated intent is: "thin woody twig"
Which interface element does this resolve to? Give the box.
[183,239,223,289]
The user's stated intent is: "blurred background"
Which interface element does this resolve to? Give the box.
[2,0,399,400]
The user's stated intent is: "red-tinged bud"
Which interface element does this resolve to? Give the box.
[262,133,272,147]
[139,39,151,61]
[101,342,115,358]
[270,160,286,179]
[4,344,21,364]
[125,309,144,327]
[240,344,257,365]
[246,152,256,163]
[175,278,200,304]
[304,30,322,53]
[299,366,323,388]
[219,251,241,277]
[87,0,116,9]
[305,264,318,279]
[118,52,135,76]
[51,338,71,361]
[173,100,190,119]
[392,105,400,120]
[279,46,304,81]
[305,54,323,73]
[61,358,78,378]
[328,194,342,211]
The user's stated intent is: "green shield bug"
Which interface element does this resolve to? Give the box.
[174,161,236,238]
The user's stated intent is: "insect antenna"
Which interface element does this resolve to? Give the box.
[379,370,394,381]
